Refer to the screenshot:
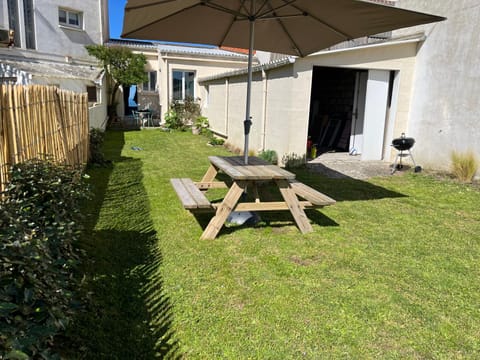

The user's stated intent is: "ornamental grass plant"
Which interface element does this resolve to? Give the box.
[451,150,478,183]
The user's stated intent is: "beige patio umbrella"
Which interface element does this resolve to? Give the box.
[122,0,444,164]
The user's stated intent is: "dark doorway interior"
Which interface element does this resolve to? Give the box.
[123,85,138,116]
[123,85,132,116]
[308,67,362,154]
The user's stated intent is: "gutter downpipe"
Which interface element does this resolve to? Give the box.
[225,77,229,135]
[261,68,268,152]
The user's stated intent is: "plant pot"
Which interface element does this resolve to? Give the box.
[192,126,200,135]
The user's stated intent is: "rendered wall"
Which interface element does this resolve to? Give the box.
[34,0,104,61]
[394,1,478,170]
[203,41,418,164]
[296,42,418,160]
[30,75,107,129]
[203,66,299,161]
[205,79,228,135]
[264,66,304,162]
[158,55,248,121]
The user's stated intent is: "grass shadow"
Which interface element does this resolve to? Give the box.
[63,131,181,359]
[191,179,340,235]
[291,166,407,202]
[190,162,405,235]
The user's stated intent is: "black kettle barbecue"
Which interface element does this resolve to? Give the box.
[391,133,422,174]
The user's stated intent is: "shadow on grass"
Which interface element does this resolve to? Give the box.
[292,166,407,202]
[64,131,181,359]
[190,163,406,236]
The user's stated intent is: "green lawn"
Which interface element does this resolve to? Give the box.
[70,129,480,359]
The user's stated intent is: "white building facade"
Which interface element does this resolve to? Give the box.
[108,39,251,122]
[201,1,480,173]
[0,0,109,129]
[392,0,480,170]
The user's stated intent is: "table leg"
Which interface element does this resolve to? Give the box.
[201,181,246,240]
[275,179,313,234]
[251,182,261,203]
[201,164,218,183]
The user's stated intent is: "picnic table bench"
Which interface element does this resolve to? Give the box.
[170,178,214,212]
[170,156,335,239]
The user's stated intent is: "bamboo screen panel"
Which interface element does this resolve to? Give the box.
[0,85,89,192]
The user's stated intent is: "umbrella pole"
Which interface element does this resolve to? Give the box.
[243,18,255,165]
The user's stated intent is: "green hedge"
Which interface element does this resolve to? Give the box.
[0,158,89,359]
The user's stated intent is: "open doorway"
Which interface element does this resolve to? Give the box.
[308,66,397,160]
[308,67,366,155]
[123,85,138,116]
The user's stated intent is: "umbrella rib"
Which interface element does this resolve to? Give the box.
[256,0,299,19]
[255,1,303,57]
[123,3,201,37]
[126,0,178,11]
[202,0,250,45]
[254,0,271,17]
[203,0,249,18]
[286,2,354,39]
[274,15,303,57]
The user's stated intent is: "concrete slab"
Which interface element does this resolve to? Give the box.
[307,152,394,180]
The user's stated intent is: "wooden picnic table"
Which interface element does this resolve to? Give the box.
[171,156,335,239]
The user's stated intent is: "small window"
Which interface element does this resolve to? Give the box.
[87,86,97,103]
[172,70,195,101]
[142,71,157,92]
[59,8,83,29]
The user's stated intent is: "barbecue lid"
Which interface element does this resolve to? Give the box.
[392,133,415,150]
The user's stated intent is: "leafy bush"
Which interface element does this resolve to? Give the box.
[258,150,278,165]
[165,97,201,130]
[0,158,89,359]
[173,97,201,126]
[208,137,225,146]
[164,109,185,131]
[195,116,210,135]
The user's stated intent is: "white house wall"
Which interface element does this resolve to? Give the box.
[203,41,418,164]
[394,1,479,170]
[158,56,248,121]
[34,0,104,61]
[297,42,418,161]
[89,77,109,129]
[1,0,110,130]
[265,66,306,161]
[205,79,228,135]
[225,75,255,153]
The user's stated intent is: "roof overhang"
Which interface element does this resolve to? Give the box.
[199,33,426,83]
[0,58,104,85]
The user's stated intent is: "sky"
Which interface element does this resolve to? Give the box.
[107,0,213,47]
[108,0,127,39]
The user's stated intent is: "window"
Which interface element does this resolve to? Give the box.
[142,71,157,92]
[87,86,98,103]
[23,0,35,49]
[7,0,20,47]
[59,8,83,29]
[172,70,195,101]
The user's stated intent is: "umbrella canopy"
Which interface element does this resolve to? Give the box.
[122,0,445,163]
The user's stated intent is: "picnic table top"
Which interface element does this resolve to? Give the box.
[208,156,296,181]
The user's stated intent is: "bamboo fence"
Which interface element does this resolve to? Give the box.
[0,85,89,192]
